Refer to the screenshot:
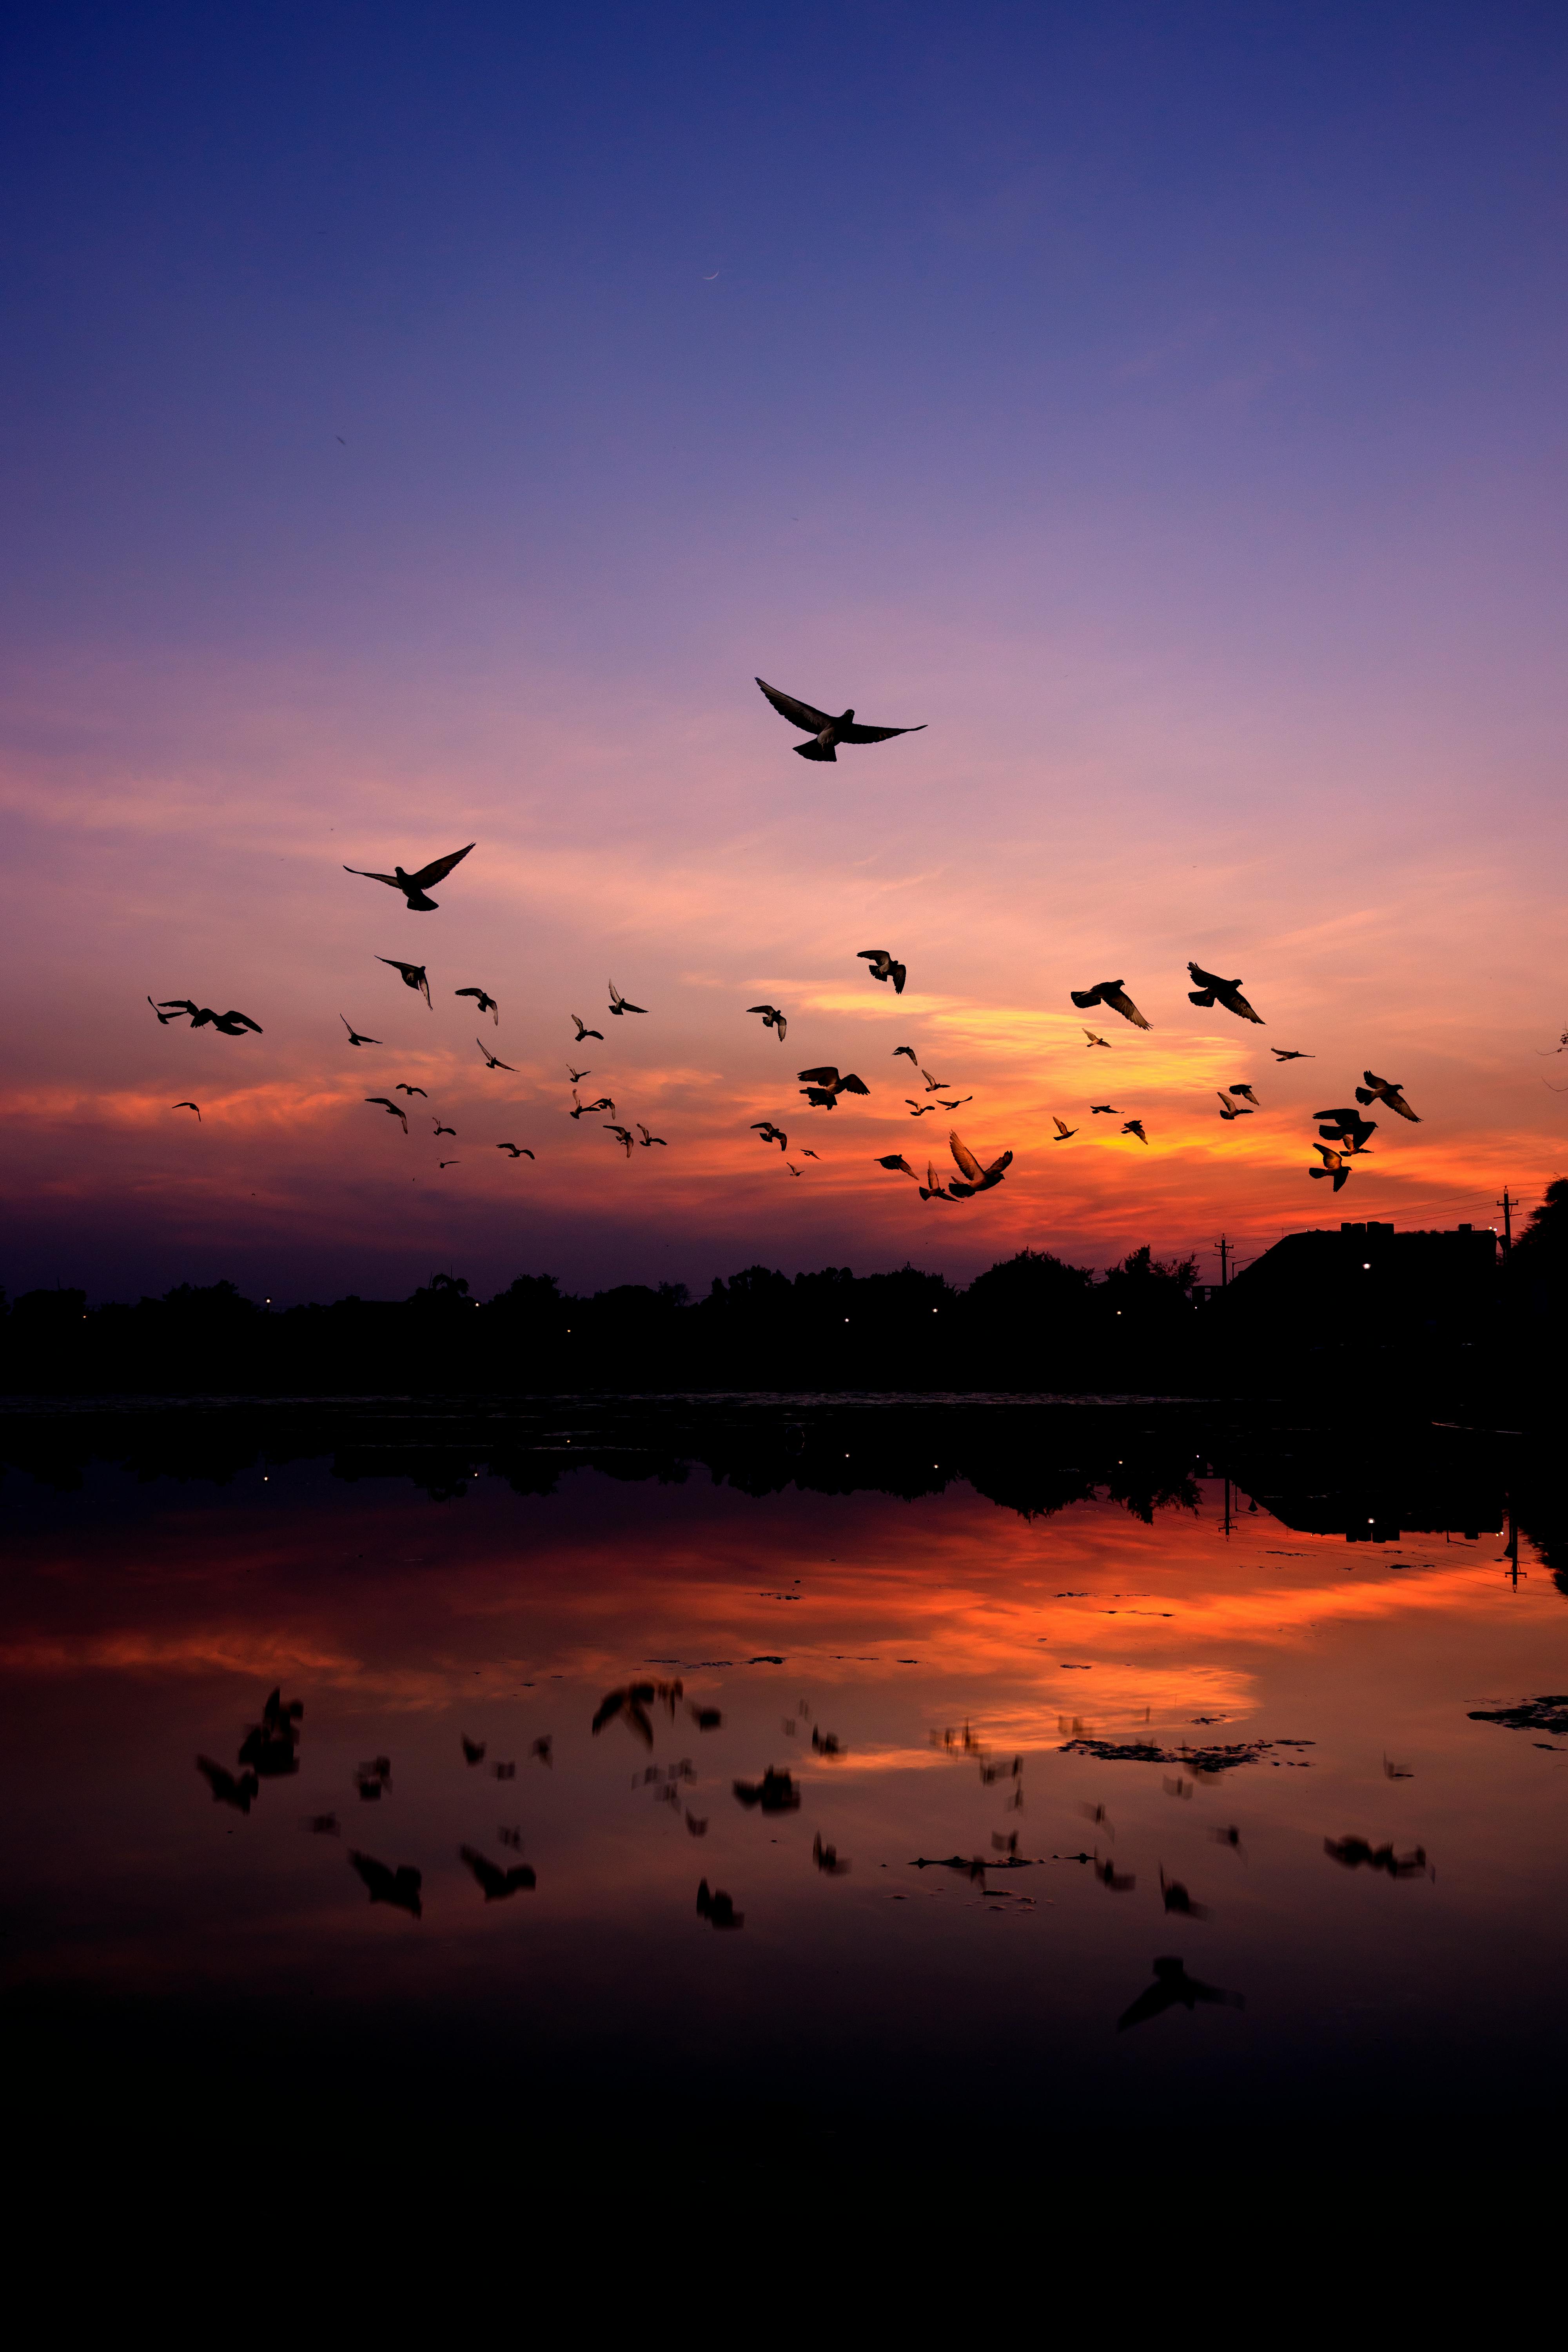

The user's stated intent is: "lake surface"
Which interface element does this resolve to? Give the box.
[5,1403,1564,2163]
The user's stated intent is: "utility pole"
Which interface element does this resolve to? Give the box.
[1214,1233,1232,1288]
[1495,1189,1519,1253]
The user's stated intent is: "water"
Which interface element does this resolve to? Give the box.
[4,1403,1563,2165]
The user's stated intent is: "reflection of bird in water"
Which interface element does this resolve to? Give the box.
[1117,1956,1244,2031]
[462,1735,486,1765]
[354,1755,392,1800]
[1096,1856,1136,1891]
[1210,1824,1245,1857]
[572,1015,604,1042]
[686,1811,709,1837]
[172,1100,201,1121]
[341,1016,381,1047]
[912,1854,989,1882]
[593,1682,657,1747]
[303,1813,340,1835]
[365,1096,407,1132]
[991,1829,1020,1857]
[197,1755,259,1812]
[343,842,473,910]
[1070,980,1150,1030]
[756,677,926,763]
[690,1703,722,1731]
[377,958,432,1007]
[1383,1754,1414,1780]
[696,1878,743,1927]
[1160,1867,1210,1918]
[858,948,907,993]
[531,1736,553,1766]
[459,1844,536,1899]
[1187,962,1264,1024]
[499,1826,523,1849]
[1163,1775,1194,1799]
[1323,1836,1430,1877]
[456,985,499,1024]
[733,1767,801,1813]
[492,1760,516,1780]
[1079,1802,1113,1838]
[811,1727,844,1756]
[814,1833,851,1874]
[348,1850,422,1918]
[747,1004,788,1042]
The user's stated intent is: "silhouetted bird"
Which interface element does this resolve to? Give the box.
[457,985,498,1023]
[1160,1867,1210,1918]
[799,1066,870,1107]
[608,980,646,1016]
[690,1703,722,1731]
[748,1004,788,1042]
[149,999,262,1035]
[947,1131,1013,1197]
[377,958,432,1007]
[572,1015,604,1041]
[906,1100,935,1116]
[340,1017,381,1047]
[476,1039,515,1071]
[531,1736,553,1766]
[637,1124,666,1147]
[1071,980,1150,1030]
[343,843,474,911]
[877,1153,918,1180]
[172,1100,201,1121]
[1356,1070,1420,1122]
[1096,1854,1136,1893]
[755,677,925,762]
[462,1735,486,1765]
[935,1096,972,1109]
[686,1810,709,1837]
[605,1123,635,1156]
[394,1083,426,1098]
[1121,1119,1148,1144]
[196,1755,260,1813]
[733,1767,801,1813]
[893,1045,918,1063]
[1052,1116,1078,1142]
[354,1755,392,1799]
[348,1850,422,1917]
[858,948,907,993]
[1187,962,1264,1024]
[1315,1107,1377,1151]
[919,1159,955,1203]
[1216,1093,1252,1121]
[1089,1103,1117,1114]
[696,1878,743,1927]
[1271,1047,1314,1060]
[1116,1956,1244,2030]
[438,1159,460,1168]
[813,1833,851,1875]
[433,1120,455,1137]
[303,1813,340,1835]
[752,1122,788,1149]
[571,1092,615,1120]
[1083,1029,1111,1049]
[497,1142,534,1158]
[1309,1143,1351,1191]
[1228,1084,1261,1107]
[459,1844,537,1899]
[366,1096,408,1132]
[567,1064,592,1083]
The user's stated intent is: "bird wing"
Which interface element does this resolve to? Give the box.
[1102,985,1150,1029]
[893,1045,917,1060]
[797,1065,840,1085]
[222,1013,263,1031]
[949,1132,984,1183]
[836,1073,869,1095]
[1116,1982,1180,2032]
[984,1148,1014,1180]
[755,677,831,733]
[343,866,400,887]
[1187,962,1222,991]
[857,949,889,964]
[746,1005,775,1014]
[406,843,475,890]
[1221,985,1263,1023]
[840,721,925,744]
[459,1845,505,1897]
[1053,1117,1069,1137]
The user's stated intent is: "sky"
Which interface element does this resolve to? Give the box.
[3,0,1566,1304]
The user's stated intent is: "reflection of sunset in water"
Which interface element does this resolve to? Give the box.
[5,1443,1567,2146]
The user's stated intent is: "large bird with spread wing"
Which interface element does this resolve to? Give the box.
[755,678,925,763]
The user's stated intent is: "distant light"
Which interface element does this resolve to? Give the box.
[1363,1262,1370,1270]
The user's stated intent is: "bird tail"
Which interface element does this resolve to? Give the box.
[1354,1087,1375,1106]
[793,739,835,762]
[1187,987,1216,1007]
[1069,989,1098,1009]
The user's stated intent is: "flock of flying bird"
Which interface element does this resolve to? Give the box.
[146,674,1425,1207]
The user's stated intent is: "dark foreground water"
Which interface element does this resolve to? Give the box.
[4,1401,1564,2172]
